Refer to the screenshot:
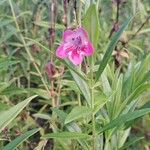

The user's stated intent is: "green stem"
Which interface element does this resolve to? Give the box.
[78,0,82,27]
[8,0,50,94]
[78,65,82,106]
[90,56,96,150]
[78,92,81,106]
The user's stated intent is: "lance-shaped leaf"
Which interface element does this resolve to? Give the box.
[42,132,90,140]
[95,16,133,82]
[4,128,40,150]
[0,95,37,133]
[83,4,100,49]
[100,108,150,133]
[65,106,92,124]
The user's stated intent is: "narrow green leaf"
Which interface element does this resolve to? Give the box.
[1,87,27,96]
[65,106,92,124]
[0,95,37,133]
[0,57,19,71]
[0,82,13,93]
[0,103,10,112]
[63,59,87,81]
[119,136,144,150]
[70,70,91,106]
[112,74,123,117]
[52,108,89,149]
[34,21,65,30]
[119,83,150,113]
[3,128,40,150]
[0,29,17,45]
[42,132,90,139]
[83,4,100,48]
[0,20,13,28]
[33,113,51,120]
[94,92,108,115]
[30,88,51,100]
[24,37,51,53]
[95,16,133,82]
[100,108,150,133]
[0,79,17,94]
[128,83,150,103]
[135,54,150,86]
[52,108,67,123]
[0,0,7,5]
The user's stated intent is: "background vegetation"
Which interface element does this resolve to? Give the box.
[0,0,150,149]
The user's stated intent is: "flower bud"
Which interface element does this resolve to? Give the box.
[45,62,56,79]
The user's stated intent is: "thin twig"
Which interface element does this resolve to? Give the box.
[63,0,68,28]
[120,15,150,50]
[127,15,150,43]
[49,0,57,107]
[109,0,120,38]
[8,0,50,95]
[116,1,120,23]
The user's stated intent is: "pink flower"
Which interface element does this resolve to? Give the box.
[56,27,94,65]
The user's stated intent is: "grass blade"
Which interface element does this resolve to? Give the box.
[3,128,40,150]
[119,136,144,150]
[42,132,90,140]
[83,3,100,48]
[65,106,92,124]
[100,108,150,133]
[70,70,91,106]
[0,95,37,133]
[95,16,133,82]
[0,29,17,45]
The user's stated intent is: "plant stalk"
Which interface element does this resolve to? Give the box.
[90,56,96,150]
[8,0,50,95]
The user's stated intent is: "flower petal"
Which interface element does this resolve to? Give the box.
[81,42,94,56]
[63,29,74,42]
[68,51,84,65]
[56,44,67,58]
[76,27,89,42]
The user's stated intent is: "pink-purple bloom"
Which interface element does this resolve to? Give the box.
[56,27,94,65]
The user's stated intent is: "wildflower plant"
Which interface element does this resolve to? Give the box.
[0,0,150,150]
